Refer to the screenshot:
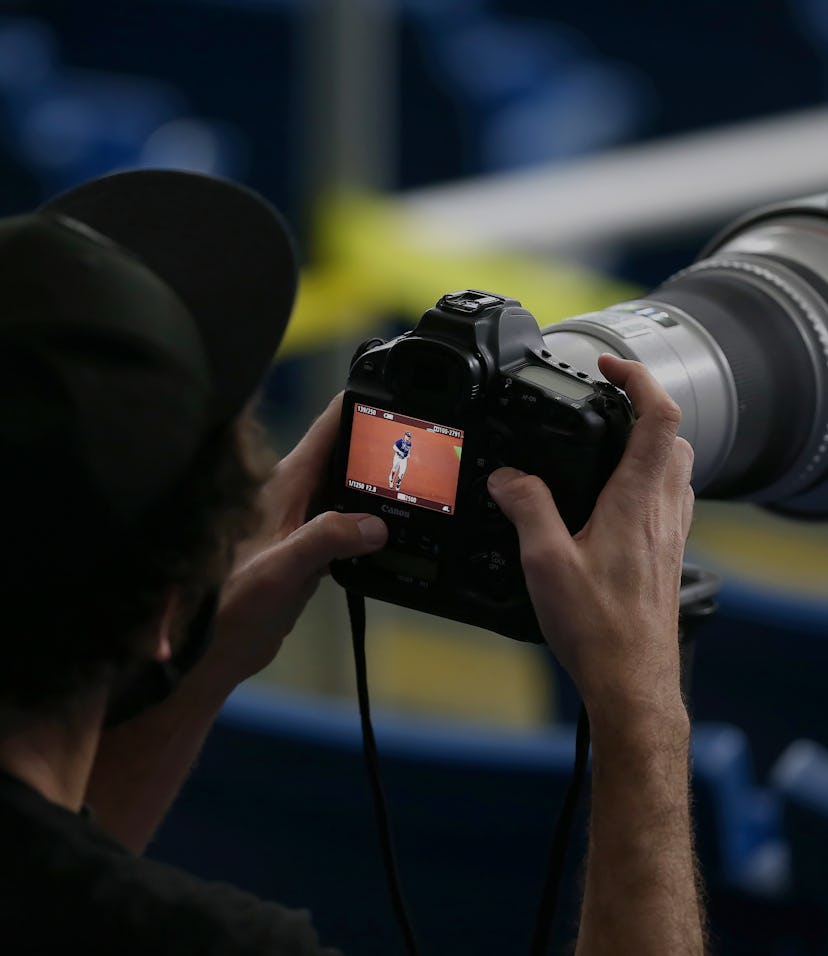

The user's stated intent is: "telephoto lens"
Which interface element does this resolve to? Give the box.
[542,193,828,518]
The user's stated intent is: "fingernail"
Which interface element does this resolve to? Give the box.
[487,467,526,493]
[357,515,388,547]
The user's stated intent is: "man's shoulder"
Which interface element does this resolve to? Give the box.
[114,855,340,955]
[5,840,339,955]
[0,773,339,955]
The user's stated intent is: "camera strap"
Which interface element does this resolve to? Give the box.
[346,565,720,955]
[530,702,590,956]
[346,589,420,956]
[345,587,588,956]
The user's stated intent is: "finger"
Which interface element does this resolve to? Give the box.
[264,511,388,581]
[663,437,695,543]
[665,437,694,495]
[487,467,573,574]
[276,393,344,479]
[254,394,345,535]
[667,438,696,541]
[682,485,695,542]
[598,355,682,483]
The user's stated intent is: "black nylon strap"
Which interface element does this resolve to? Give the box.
[530,703,591,956]
[347,590,420,956]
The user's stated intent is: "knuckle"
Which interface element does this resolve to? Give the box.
[657,395,682,428]
[325,511,359,546]
[673,436,694,471]
[296,511,346,553]
[674,435,693,459]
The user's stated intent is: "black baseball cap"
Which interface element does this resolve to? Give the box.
[0,168,298,583]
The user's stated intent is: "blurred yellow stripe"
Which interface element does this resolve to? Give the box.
[278,192,640,355]
[367,619,556,728]
[690,501,828,600]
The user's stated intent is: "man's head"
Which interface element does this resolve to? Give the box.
[0,170,297,714]
[404,431,411,442]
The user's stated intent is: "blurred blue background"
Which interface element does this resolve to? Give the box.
[2,0,828,952]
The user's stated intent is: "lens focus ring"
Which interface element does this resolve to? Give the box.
[675,255,828,498]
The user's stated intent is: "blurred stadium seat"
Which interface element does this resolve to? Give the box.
[690,585,828,781]
[772,740,828,905]
[148,686,797,955]
[0,11,251,210]
[692,724,789,895]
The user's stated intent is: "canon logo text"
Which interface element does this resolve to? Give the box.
[381,504,411,519]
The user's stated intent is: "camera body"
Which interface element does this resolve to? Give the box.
[330,290,634,643]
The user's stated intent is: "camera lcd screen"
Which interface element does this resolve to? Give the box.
[345,403,464,515]
[515,364,595,400]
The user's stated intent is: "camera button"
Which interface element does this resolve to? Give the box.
[616,321,650,338]
[485,431,507,457]
[514,386,542,417]
[482,496,502,520]
[466,545,521,601]
[472,476,507,522]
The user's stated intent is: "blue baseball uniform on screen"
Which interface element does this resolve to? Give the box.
[389,431,412,490]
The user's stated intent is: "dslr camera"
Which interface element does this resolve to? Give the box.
[329,290,634,643]
[331,193,828,642]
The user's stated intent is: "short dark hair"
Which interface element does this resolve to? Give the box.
[0,414,273,709]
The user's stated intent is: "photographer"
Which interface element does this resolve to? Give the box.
[0,170,703,954]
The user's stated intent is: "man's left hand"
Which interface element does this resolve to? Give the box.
[210,394,387,685]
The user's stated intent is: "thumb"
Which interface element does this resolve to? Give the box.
[279,511,388,579]
[487,468,572,564]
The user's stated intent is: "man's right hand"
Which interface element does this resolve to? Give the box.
[488,355,705,955]
[487,354,695,723]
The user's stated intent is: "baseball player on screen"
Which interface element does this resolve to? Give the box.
[389,430,412,491]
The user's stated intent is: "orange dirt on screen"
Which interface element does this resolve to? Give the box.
[346,412,462,508]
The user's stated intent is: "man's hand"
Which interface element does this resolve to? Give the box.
[487,354,694,720]
[488,355,705,955]
[212,394,387,685]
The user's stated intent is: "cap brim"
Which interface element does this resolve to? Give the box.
[41,168,298,422]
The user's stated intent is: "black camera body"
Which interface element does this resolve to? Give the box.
[330,290,634,643]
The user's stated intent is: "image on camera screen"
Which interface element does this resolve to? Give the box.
[345,403,464,514]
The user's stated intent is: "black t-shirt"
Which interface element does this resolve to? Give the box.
[0,771,341,955]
